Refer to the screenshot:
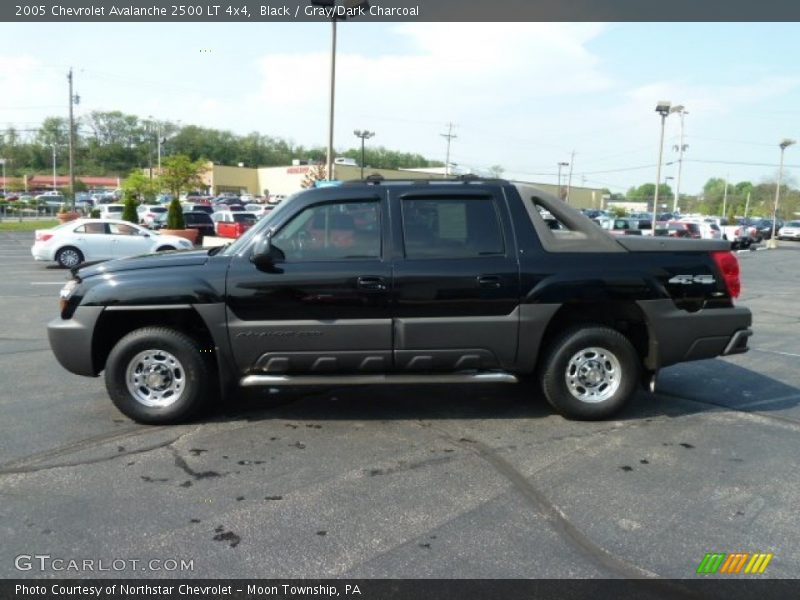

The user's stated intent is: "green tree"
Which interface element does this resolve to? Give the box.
[159,154,207,202]
[609,206,628,218]
[122,195,138,224]
[166,198,185,229]
[122,169,158,204]
[488,165,505,178]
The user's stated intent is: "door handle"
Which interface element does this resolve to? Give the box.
[357,276,387,292]
[477,275,502,289]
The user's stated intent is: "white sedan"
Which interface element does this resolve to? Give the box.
[777,220,800,241]
[31,218,194,268]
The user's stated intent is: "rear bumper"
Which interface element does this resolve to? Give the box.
[637,300,752,370]
[31,243,52,261]
[47,306,104,376]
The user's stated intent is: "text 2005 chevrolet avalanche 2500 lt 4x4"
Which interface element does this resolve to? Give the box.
[48,178,752,424]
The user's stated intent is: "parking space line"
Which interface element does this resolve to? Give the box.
[752,347,800,359]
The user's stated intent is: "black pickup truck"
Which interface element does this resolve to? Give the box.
[48,178,752,424]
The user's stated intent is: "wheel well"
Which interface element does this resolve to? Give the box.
[92,309,216,375]
[539,302,652,371]
[156,245,175,251]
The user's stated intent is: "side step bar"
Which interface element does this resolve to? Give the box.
[240,372,519,387]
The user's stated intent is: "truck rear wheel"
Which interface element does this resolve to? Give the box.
[104,327,209,424]
[541,326,640,420]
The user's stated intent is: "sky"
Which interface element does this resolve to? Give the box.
[2,22,800,195]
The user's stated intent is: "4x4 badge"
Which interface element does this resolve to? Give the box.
[669,274,715,285]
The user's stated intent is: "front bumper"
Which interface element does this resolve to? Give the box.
[47,306,104,376]
[637,300,752,370]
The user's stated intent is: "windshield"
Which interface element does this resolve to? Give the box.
[220,192,298,256]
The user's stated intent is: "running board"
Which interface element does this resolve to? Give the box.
[240,372,519,387]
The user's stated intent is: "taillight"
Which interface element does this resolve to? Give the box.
[36,232,53,242]
[711,251,740,298]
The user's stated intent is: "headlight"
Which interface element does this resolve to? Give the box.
[59,279,79,312]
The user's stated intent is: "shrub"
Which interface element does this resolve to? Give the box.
[122,196,138,224]
[166,198,185,229]
[90,208,101,218]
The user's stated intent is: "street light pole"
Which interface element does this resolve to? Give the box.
[67,67,78,210]
[652,102,682,231]
[325,18,337,181]
[768,138,796,248]
[353,129,374,179]
[721,175,729,220]
[314,0,369,181]
[0,158,6,197]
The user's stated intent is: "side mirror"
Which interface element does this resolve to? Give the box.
[250,229,282,270]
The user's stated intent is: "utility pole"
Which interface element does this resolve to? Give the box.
[557,162,569,200]
[565,150,575,204]
[67,68,77,210]
[672,108,688,213]
[51,144,57,190]
[744,191,751,219]
[441,122,457,177]
[157,121,162,174]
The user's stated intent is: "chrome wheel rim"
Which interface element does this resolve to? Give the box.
[565,346,621,403]
[59,249,81,267]
[126,349,185,408]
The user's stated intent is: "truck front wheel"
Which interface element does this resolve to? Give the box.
[541,326,640,420]
[104,327,209,424]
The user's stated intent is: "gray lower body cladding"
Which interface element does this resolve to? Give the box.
[48,306,105,376]
[637,299,752,369]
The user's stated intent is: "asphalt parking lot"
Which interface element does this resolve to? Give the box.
[0,230,798,579]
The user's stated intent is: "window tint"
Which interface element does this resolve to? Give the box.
[108,223,138,235]
[401,198,503,258]
[271,201,380,261]
[74,223,107,234]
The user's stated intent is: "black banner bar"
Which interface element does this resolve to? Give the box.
[2,579,799,600]
[3,0,800,22]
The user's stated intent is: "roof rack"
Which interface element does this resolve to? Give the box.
[341,174,509,186]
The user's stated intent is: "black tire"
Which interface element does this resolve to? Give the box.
[155,245,175,252]
[104,327,210,424]
[55,246,84,269]
[541,326,640,420]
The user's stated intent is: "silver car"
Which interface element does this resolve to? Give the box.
[777,220,800,241]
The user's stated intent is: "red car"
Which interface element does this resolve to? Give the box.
[666,222,702,239]
[215,212,257,238]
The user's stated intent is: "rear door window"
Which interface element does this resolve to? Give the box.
[401,198,504,258]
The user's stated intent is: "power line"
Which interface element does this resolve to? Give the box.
[575,164,657,175]
[683,158,800,168]
[685,135,779,148]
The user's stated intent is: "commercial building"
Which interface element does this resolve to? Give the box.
[200,161,607,210]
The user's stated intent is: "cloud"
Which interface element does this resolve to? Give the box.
[247,23,612,150]
[0,56,62,132]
